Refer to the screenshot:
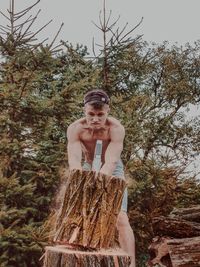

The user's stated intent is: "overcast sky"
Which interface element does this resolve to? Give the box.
[0,0,200,52]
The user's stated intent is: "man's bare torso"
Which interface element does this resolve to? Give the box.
[73,117,121,164]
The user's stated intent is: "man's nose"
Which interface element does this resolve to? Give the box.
[92,116,99,122]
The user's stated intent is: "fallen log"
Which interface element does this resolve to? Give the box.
[167,236,200,267]
[52,169,126,249]
[170,205,200,223]
[152,216,200,238]
[43,246,131,267]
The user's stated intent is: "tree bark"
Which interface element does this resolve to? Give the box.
[43,246,131,267]
[52,169,126,249]
[167,236,200,267]
[152,216,200,238]
[170,205,200,223]
[148,206,200,266]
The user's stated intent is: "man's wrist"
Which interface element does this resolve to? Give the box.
[100,162,116,176]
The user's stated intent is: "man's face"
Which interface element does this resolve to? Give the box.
[84,104,110,129]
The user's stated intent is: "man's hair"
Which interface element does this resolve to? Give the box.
[84,89,110,109]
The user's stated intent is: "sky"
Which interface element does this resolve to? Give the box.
[0,0,200,52]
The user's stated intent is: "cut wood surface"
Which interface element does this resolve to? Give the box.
[167,236,200,267]
[147,236,172,267]
[43,245,131,267]
[53,169,126,249]
[152,216,200,238]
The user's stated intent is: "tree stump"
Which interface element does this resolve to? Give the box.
[43,169,129,267]
[44,246,131,267]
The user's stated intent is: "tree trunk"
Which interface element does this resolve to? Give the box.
[152,216,200,238]
[167,236,200,267]
[43,246,131,267]
[52,169,126,249]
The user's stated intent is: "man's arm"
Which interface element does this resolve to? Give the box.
[67,123,82,170]
[100,124,125,176]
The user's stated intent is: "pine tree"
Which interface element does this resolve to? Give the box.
[0,1,96,266]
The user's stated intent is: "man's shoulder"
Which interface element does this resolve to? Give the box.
[107,117,125,138]
[108,117,125,130]
[67,118,86,133]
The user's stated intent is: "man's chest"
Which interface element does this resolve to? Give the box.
[80,128,110,142]
[79,129,111,158]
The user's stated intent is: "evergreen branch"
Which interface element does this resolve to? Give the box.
[29,38,49,51]
[50,46,63,54]
[0,36,6,42]
[107,26,121,45]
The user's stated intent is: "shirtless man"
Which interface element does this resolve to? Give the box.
[67,89,135,267]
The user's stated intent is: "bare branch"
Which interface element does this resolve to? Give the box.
[0,26,10,34]
[24,19,53,44]
[49,22,64,49]
[92,37,97,58]
[11,0,40,17]
[91,20,102,31]
[114,22,128,42]
[0,11,10,21]
[9,0,14,34]
[99,10,104,30]
[17,10,41,41]
[105,10,112,29]
[106,15,120,31]
[119,17,143,42]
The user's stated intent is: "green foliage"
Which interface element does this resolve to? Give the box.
[0,1,97,265]
[126,161,178,256]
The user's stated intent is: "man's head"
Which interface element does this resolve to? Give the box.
[84,89,110,108]
[83,89,110,129]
